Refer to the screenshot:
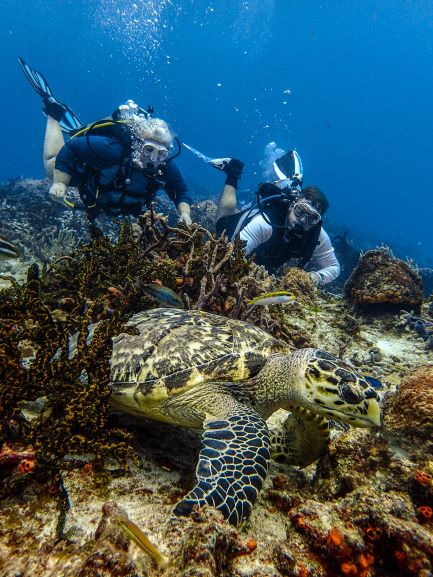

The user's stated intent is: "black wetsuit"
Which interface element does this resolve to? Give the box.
[55,132,191,216]
[216,206,322,273]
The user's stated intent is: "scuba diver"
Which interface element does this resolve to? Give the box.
[18,57,192,225]
[214,150,340,286]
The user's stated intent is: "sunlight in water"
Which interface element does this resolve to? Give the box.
[94,0,176,76]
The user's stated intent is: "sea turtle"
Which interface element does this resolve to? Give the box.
[107,307,382,526]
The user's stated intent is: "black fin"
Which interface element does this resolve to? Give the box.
[18,56,53,98]
[18,56,84,133]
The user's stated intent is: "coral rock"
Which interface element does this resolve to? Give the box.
[279,267,317,307]
[384,365,433,438]
[344,248,423,309]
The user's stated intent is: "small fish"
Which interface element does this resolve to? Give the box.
[116,515,168,566]
[0,235,20,259]
[141,284,184,308]
[364,376,384,390]
[247,291,296,307]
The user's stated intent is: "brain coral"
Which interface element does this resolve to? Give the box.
[344,248,423,309]
[384,365,433,438]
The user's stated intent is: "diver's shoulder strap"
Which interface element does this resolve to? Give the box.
[215,205,259,239]
[70,119,131,146]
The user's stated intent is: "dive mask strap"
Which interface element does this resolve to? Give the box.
[165,137,182,163]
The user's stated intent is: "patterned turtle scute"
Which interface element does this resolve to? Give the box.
[317,359,336,372]
[339,382,364,405]
[335,368,356,382]
[110,308,282,392]
[108,309,382,527]
[315,351,335,360]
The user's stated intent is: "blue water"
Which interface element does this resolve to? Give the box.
[1,0,432,265]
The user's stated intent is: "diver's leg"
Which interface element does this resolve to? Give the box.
[43,117,65,179]
[216,183,238,221]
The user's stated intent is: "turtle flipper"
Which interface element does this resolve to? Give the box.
[173,404,271,526]
[268,407,330,467]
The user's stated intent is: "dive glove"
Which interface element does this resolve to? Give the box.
[223,158,244,188]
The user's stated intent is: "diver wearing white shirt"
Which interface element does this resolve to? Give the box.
[215,156,340,287]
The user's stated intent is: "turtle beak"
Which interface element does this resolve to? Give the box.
[363,397,382,428]
[335,388,383,428]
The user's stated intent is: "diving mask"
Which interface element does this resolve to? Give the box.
[141,139,170,164]
[293,200,321,226]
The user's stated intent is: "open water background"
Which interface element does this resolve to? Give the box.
[1,0,432,265]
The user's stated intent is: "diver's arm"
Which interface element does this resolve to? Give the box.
[49,168,72,201]
[177,202,192,226]
[216,159,244,220]
[306,229,341,285]
[163,162,193,225]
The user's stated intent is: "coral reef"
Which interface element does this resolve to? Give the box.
[0,262,138,529]
[384,365,433,440]
[0,179,89,264]
[1,179,433,577]
[396,309,433,351]
[344,247,424,310]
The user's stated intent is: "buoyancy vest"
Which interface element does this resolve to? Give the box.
[70,120,166,215]
[216,202,322,273]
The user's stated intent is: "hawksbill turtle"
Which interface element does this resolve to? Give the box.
[106,307,381,526]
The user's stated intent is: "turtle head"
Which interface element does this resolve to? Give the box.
[292,349,382,428]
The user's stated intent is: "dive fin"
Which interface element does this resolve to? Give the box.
[18,56,53,98]
[18,56,84,133]
[273,149,303,184]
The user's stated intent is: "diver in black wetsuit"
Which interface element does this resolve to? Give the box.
[18,57,192,224]
[215,153,340,286]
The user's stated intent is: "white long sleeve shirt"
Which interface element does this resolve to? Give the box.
[239,213,340,284]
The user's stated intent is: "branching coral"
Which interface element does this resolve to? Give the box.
[0,263,138,516]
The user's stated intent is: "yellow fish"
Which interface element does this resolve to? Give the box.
[248,290,296,306]
[116,514,168,567]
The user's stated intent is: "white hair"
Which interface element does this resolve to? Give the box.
[127,115,174,148]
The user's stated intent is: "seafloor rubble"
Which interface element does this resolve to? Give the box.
[0,179,432,577]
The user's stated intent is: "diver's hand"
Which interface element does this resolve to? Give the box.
[308,271,322,288]
[178,212,192,226]
[223,158,244,189]
[49,182,67,203]
[177,202,192,226]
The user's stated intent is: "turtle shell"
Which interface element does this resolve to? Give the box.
[110,308,286,397]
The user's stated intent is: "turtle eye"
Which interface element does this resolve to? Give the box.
[339,382,364,405]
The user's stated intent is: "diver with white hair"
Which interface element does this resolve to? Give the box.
[19,57,192,224]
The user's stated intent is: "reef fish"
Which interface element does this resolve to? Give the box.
[364,376,384,390]
[0,235,20,259]
[247,291,296,307]
[116,515,168,566]
[141,284,184,308]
